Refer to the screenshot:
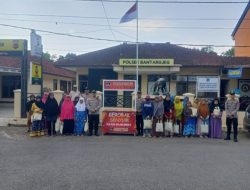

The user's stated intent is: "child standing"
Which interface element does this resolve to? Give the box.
[74,97,87,136]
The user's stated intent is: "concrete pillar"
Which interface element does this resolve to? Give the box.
[14,89,21,118]
[131,91,136,109]
[52,90,64,104]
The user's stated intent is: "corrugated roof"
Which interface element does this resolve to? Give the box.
[0,56,76,78]
[56,43,250,67]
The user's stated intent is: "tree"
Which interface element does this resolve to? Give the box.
[57,53,77,61]
[221,47,235,57]
[200,46,217,55]
[42,52,58,61]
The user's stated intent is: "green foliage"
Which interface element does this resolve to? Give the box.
[221,48,235,57]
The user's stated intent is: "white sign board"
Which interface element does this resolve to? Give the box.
[197,77,220,92]
[30,30,43,57]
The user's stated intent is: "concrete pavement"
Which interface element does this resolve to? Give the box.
[0,126,250,190]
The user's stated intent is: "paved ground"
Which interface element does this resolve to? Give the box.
[0,103,14,118]
[0,126,250,190]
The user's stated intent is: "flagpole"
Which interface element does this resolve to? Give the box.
[136,0,139,93]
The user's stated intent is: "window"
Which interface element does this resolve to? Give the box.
[68,81,72,92]
[60,80,68,93]
[2,76,21,98]
[79,75,88,92]
[53,79,57,91]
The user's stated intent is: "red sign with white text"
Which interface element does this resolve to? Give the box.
[102,110,136,135]
[103,80,136,91]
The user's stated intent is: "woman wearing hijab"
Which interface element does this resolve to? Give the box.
[73,96,80,106]
[26,94,35,133]
[152,96,164,137]
[197,99,210,137]
[60,95,75,135]
[42,92,49,104]
[44,93,59,136]
[163,93,174,137]
[30,95,44,137]
[74,97,87,136]
[174,96,184,136]
[183,101,196,137]
[192,98,199,109]
[209,98,222,139]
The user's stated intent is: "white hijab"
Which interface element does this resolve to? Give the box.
[75,97,86,111]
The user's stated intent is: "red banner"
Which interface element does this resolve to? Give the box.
[103,80,136,91]
[102,110,136,135]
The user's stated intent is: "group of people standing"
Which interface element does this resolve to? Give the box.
[26,88,102,137]
[136,91,240,142]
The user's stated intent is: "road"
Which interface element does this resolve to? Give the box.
[0,126,250,190]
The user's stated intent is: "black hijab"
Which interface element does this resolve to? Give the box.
[34,96,44,109]
[209,98,221,113]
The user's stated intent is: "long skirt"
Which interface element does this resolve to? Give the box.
[63,119,75,135]
[183,117,196,136]
[30,120,43,137]
[209,116,222,139]
[74,111,87,135]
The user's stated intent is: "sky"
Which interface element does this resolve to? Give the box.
[0,0,248,57]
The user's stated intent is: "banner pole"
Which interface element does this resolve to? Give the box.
[135,0,139,112]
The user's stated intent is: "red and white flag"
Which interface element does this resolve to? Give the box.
[120,2,137,23]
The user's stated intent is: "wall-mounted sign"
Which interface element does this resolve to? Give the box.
[239,80,250,97]
[31,62,42,85]
[103,80,136,91]
[0,39,24,56]
[197,77,220,92]
[119,59,174,66]
[228,68,242,78]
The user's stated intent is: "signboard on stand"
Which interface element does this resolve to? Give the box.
[102,80,137,135]
[103,80,136,91]
[30,30,43,57]
[102,110,136,134]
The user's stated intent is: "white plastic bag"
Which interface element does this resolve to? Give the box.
[55,118,61,132]
[60,121,64,134]
[144,119,152,129]
[191,107,198,117]
[173,123,180,134]
[213,107,220,116]
[164,121,173,132]
[156,122,164,132]
[201,121,209,134]
[84,120,89,132]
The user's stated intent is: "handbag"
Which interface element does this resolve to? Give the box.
[173,123,179,134]
[201,121,209,134]
[31,113,42,122]
[144,119,152,129]
[164,120,173,132]
[156,120,164,132]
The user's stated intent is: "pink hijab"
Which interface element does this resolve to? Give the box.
[42,92,49,103]
[60,95,75,120]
